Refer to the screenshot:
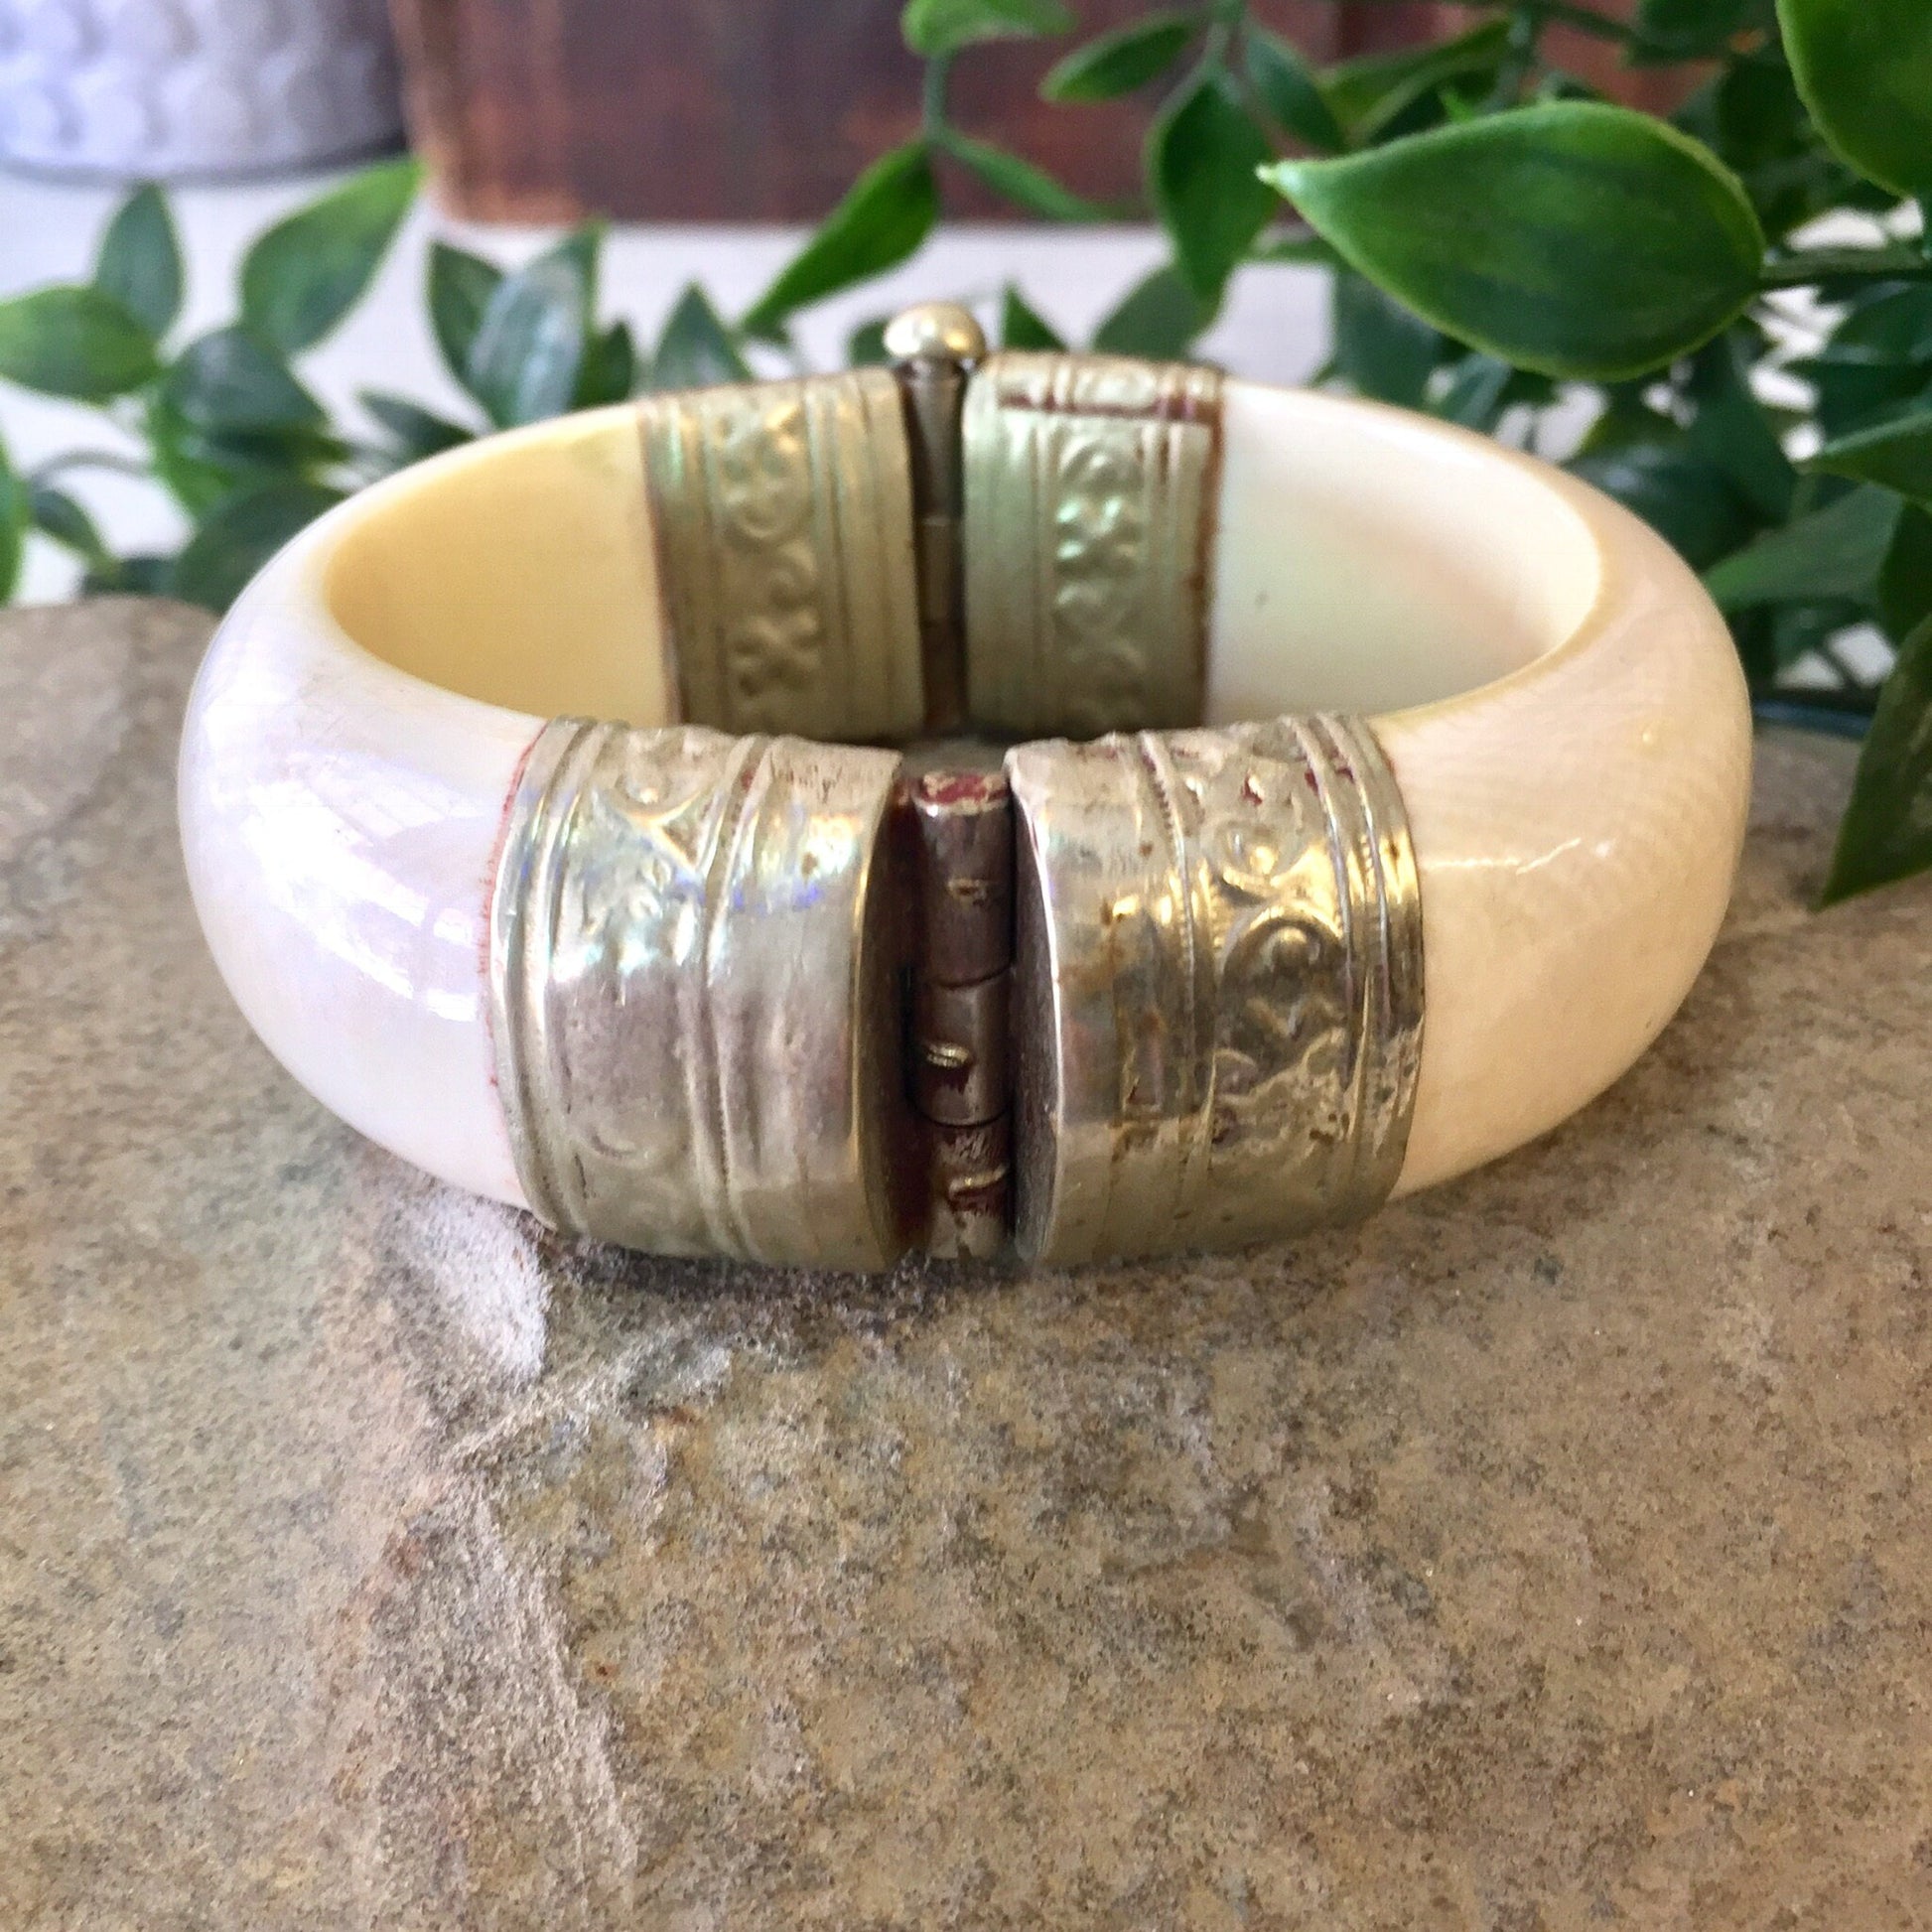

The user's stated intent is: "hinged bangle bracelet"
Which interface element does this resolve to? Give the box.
[178,303,1751,1271]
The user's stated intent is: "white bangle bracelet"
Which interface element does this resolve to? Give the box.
[178,313,1750,1268]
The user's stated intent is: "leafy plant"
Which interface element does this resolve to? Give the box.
[1,0,1928,903]
[0,163,418,608]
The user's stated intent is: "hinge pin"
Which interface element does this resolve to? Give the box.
[900,766,1014,1259]
[887,301,987,736]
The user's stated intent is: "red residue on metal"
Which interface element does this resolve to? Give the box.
[917,767,1006,810]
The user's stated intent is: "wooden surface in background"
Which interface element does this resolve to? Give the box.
[391,0,1681,224]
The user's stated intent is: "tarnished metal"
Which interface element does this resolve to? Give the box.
[500,331,1434,1270]
[489,718,911,1268]
[913,977,1008,1126]
[923,1118,1013,1262]
[905,764,1013,984]
[900,766,1014,1259]
[888,302,986,734]
[962,349,1224,740]
[638,368,924,742]
[1006,715,1425,1264]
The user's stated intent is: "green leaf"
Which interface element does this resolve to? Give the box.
[1758,599,1869,678]
[575,319,636,407]
[145,395,344,514]
[1793,284,1932,440]
[359,391,474,464]
[1001,285,1064,350]
[0,438,23,604]
[1431,351,1547,432]
[1686,332,1797,522]
[1820,611,1932,902]
[1320,19,1513,144]
[1247,230,1343,269]
[1572,443,1760,571]
[1432,354,1511,429]
[170,480,343,612]
[146,400,239,518]
[1264,103,1766,381]
[848,317,892,367]
[1879,503,1932,642]
[93,185,183,341]
[1330,271,1442,408]
[1677,55,1868,241]
[81,553,172,597]
[652,284,753,390]
[1579,383,1682,457]
[743,143,937,340]
[208,424,349,471]
[1042,10,1194,102]
[902,0,1070,58]
[163,326,323,433]
[240,156,419,356]
[1151,73,1276,302]
[1709,56,1807,173]
[1633,0,1775,63]
[466,227,599,428]
[940,130,1107,220]
[1092,263,1216,357]
[145,397,244,517]
[428,242,503,392]
[28,483,110,568]
[0,285,160,400]
[1810,410,1932,506]
[1533,69,1604,107]
[1245,29,1345,155]
[1704,483,1902,609]
[1779,0,1932,202]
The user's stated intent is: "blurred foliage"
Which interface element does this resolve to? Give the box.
[0,0,1929,899]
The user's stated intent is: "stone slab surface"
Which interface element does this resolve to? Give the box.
[3,599,1930,1931]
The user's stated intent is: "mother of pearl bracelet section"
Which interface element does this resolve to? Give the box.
[178,333,1751,1269]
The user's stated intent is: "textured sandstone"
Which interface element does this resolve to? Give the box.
[2,599,1929,1930]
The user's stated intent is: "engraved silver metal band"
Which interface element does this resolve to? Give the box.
[488,306,1426,1269]
[1009,716,1423,1264]
[489,721,909,1270]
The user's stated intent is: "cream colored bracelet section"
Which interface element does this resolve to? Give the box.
[179,384,1751,1233]
[179,408,668,1209]
[1208,384,1752,1194]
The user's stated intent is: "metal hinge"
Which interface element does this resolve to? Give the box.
[887,304,1015,1258]
[898,764,1014,1260]
[887,302,987,738]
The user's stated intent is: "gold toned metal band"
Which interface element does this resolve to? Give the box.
[962,350,1224,739]
[637,369,925,743]
[488,717,909,1268]
[1007,716,1424,1265]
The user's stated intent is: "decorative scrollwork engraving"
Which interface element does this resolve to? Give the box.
[489,719,909,1268]
[1008,714,1424,1263]
[638,369,925,742]
[963,350,1223,739]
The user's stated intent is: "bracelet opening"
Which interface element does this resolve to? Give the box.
[320,383,1601,743]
